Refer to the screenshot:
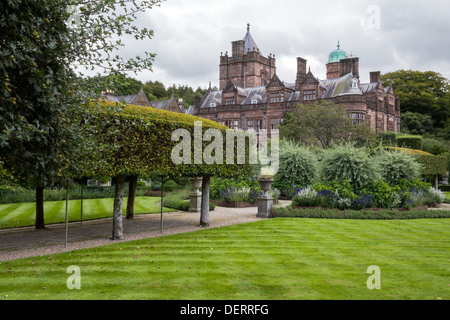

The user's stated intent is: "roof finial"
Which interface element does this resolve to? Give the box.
[337,39,340,49]
[247,23,250,31]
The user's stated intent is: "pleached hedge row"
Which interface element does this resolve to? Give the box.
[85,100,255,179]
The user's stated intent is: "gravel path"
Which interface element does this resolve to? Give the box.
[0,201,290,262]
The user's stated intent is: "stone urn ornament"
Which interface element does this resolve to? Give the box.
[188,177,203,212]
[189,177,203,194]
[258,167,275,197]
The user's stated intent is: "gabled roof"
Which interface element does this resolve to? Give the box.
[223,79,238,93]
[150,95,183,113]
[115,88,150,106]
[266,73,284,88]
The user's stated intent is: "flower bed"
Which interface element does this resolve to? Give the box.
[291,179,445,211]
[271,206,450,220]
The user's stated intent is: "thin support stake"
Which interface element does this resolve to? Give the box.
[80,181,84,225]
[65,181,69,249]
[160,177,164,234]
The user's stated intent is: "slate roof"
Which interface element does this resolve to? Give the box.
[185,105,195,115]
[116,94,139,104]
[360,82,378,94]
[150,99,170,110]
[319,73,362,98]
[243,24,262,55]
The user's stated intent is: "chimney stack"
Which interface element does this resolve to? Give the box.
[370,71,381,83]
[295,57,307,90]
[340,57,359,79]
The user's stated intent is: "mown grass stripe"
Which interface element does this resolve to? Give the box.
[0,197,169,229]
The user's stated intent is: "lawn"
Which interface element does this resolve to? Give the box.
[0,218,448,300]
[0,196,175,229]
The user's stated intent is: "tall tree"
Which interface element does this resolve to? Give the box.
[381,70,450,135]
[0,0,163,229]
[280,101,375,148]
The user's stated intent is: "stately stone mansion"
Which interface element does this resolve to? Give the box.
[187,24,401,138]
[102,24,400,139]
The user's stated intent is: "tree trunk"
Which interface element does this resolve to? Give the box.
[126,175,138,219]
[112,174,126,240]
[35,186,45,229]
[199,176,211,227]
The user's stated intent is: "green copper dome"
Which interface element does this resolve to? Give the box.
[328,41,348,63]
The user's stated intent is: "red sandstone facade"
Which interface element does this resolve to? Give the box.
[191,25,401,137]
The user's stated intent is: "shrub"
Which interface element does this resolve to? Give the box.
[370,146,448,177]
[292,187,318,207]
[320,144,380,191]
[136,181,147,187]
[397,135,423,150]
[273,141,319,196]
[162,187,216,211]
[218,186,262,203]
[163,180,179,192]
[422,137,449,155]
[374,149,421,186]
[378,131,400,146]
[210,177,260,202]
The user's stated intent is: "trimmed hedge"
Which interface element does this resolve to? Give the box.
[378,131,401,146]
[271,206,450,220]
[370,146,447,177]
[396,135,423,150]
[86,100,255,179]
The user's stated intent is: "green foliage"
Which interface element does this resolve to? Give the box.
[370,146,448,177]
[396,135,423,150]
[292,187,319,207]
[272,206,450,220]
[422,137,450,156]
[381,70,450,130]
[400,112,435,136]
[86,101,254,179]
[378,131,401,146]
[280,101,375,148]
[210,177,261,203]
[273,141,319,196]
[320,144,380,191]
[0,184,155,204]
[0,0,85,187]
[290,179,442,211]
[136,181,147,188]
[373,149,421,186]
[163,180,179,192]
[418,154,448,177]
[162,187,215,211]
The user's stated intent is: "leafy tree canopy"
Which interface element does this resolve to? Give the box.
[381,70,450,136]
[279,101,376,148]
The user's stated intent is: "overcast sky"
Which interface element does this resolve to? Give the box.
[124,0,450,89]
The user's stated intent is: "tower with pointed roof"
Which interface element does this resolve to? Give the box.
[195,30,400,135]
[219,24,276,90]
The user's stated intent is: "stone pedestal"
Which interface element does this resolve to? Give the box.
[189,177,203,213]
[256,176,274,218]
[189,192,202,212]
[257,196,273,218]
